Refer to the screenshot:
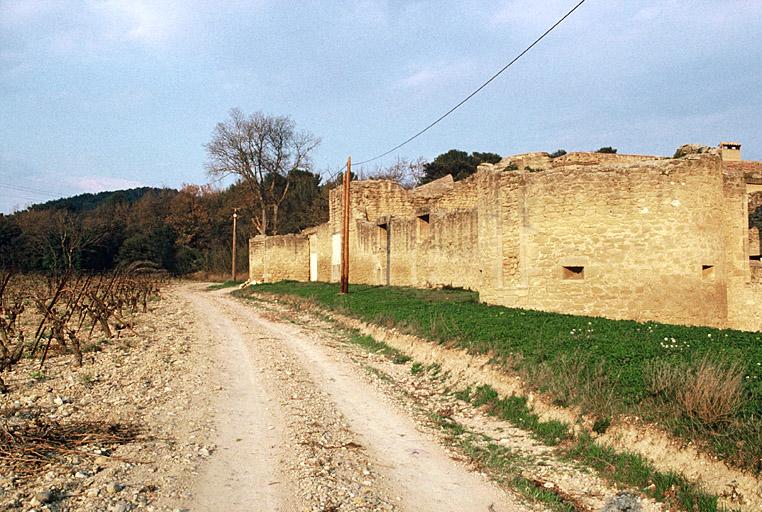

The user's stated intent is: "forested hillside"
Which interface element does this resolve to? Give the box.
[0,174,330,275]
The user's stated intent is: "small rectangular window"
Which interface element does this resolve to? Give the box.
[702,265,715,279]
[563,266,585,280]
[562,266,584,280]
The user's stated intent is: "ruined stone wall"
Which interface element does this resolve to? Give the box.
[250,151,762,331]
[416,209,480,289]
[723,163,762,330]
[248,234,310,283]
[483,155,729,328]
[430,174,481,211]
[748,192,762,258]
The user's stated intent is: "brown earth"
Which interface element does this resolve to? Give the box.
[2,283,676,511]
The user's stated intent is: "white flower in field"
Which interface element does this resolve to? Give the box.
[708,334,712,338]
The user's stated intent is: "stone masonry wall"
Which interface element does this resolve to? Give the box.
[481,156,729,327]
[248,234,310,283]
[250,151,762,331]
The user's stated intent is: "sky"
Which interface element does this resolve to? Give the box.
[1,0,761,213]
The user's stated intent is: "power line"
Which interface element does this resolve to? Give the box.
[0,183,59,199]
[353,0,587,166]
[0,191,45,203]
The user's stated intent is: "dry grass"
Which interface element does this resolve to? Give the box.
[645,355,747,425]
[677,356,746,425]
[526,352,619,419]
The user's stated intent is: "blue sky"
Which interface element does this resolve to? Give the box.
[1,0,760,212]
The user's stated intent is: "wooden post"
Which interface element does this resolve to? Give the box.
[231,208,238,282]
[340,157,351,294]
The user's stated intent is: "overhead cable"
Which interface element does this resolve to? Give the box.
[353,0,587,166]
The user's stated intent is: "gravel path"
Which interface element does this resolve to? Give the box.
[183,285,526,512]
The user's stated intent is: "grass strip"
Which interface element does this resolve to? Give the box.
[348,332,411,364]
[468,385,571,446]
[431,414,577,512]
[567,434,724,512]
[240,281,762,472]
[457,384,726,512]
[206,280,245,290]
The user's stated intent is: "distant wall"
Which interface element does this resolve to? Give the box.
[249,151,762,331]
[481,156,728,328]
[249,234,309,283]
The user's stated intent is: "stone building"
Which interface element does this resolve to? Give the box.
[249,143,762,331]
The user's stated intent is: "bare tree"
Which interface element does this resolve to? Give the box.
[364,156,428,189]
[205,109,320,235]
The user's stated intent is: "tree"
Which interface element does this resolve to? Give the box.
[205,108,320,236]
[597,147,617,154]
[0,215,22,269]
[549,149,567,158]
[418,150,502,185]
[366,156,427,189]
[275,169,328,234]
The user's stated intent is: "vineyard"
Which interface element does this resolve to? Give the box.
[0,263,167,394]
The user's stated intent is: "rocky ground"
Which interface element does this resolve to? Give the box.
[1,282,664,511]
[1,285,217,512]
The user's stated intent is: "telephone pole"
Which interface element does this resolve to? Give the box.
[231,208,238,282]
[340,157,351,294]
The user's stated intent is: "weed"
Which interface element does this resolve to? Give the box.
[592,417,611,434]
[566,434,720,512]
[410,362,425,375]
[82,338,107,353]
[363,365,393,383]
[207,280,244,291]
[452,386,472,402]
[427,362,441,376]
[28,370,47,382]
[470,385,570,445]
[79,373,96,386]
[393,353,412,364]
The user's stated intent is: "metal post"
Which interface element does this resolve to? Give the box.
[231,208,238,282]
[340,157,351,294]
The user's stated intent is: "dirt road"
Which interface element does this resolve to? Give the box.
[182,285,526,512]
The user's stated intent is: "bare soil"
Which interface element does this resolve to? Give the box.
[1,283,696,511]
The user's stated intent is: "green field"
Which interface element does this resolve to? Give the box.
[239,281,762,474]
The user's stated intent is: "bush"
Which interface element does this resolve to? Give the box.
[677,355,746,425]
[645,355,747,425]
[596,146,618,154]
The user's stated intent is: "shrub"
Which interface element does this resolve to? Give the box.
[677,355,746,425]
[645,355,747,425]
[549,149,567,158]
[596,146,618,154]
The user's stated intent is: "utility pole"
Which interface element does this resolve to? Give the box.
[231,208,238,282]
[340,157,351,294]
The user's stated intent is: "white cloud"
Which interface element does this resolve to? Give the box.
[70,175,145,193]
